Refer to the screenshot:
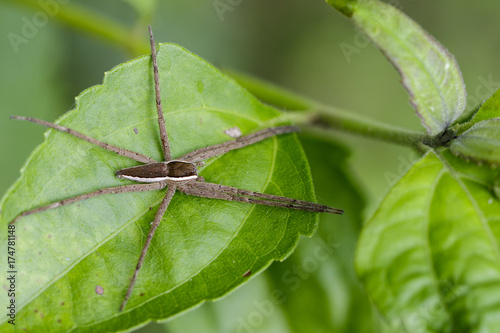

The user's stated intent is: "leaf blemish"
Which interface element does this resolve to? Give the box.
[196,80,204,93]
[95,285,104,295]
[224,127,242,138]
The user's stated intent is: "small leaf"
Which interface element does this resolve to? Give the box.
[0,44,321,332]
[356,150,500,331]
[450,88,500,166]
[450,118,500,166]
[327,0,467,135]
[459,88,500,133]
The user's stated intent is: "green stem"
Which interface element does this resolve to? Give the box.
[3,0,149,57]
[226,69,427,148]
[4,0,428,148]
[314,105,425,147]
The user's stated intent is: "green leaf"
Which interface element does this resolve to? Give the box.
[450,118,500,167]
[325,0,355,16]
[327,0,467,135]
[267,135,377,332]
[459,88,500,133]
[356,150,500,332]
[0,44,321,332]
[163,135,379,333]
[449,88,500,166]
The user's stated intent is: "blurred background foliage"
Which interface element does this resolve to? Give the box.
[1,0,499,332]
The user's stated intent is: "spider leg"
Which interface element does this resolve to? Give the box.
[120,185,176,311]
[9,182,167,225]
[192,182,343,214]
[178,182,342,214]
[179,126,299,163]
[148,26,172,161]
[10,116,156,164]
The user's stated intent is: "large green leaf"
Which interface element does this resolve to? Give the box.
[0,44,321,332]
[163,135,380,333]
[356,150,500,332]
[327,0,467,135]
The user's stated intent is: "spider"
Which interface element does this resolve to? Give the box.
[8,27,342,311]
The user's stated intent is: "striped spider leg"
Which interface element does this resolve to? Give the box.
[9,26,343,312]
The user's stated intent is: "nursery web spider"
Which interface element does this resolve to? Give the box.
[9,27,343,311]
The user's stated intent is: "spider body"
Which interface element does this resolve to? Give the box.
[116,160,198,183]
[8,26,342,312]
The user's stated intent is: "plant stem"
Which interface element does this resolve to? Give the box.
[313,105,425,147]
[4,0,428,148]
[226,69,427,148]
[3,0,149,57]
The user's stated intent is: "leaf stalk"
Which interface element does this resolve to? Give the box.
[226,70,427,149]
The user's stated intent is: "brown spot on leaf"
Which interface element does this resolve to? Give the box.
[140,293,145,297]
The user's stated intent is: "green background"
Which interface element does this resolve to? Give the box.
[1,0,499,332]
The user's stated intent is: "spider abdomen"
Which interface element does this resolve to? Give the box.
[116,160,198,183]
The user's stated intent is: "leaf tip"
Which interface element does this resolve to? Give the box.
[326,0,355,17]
